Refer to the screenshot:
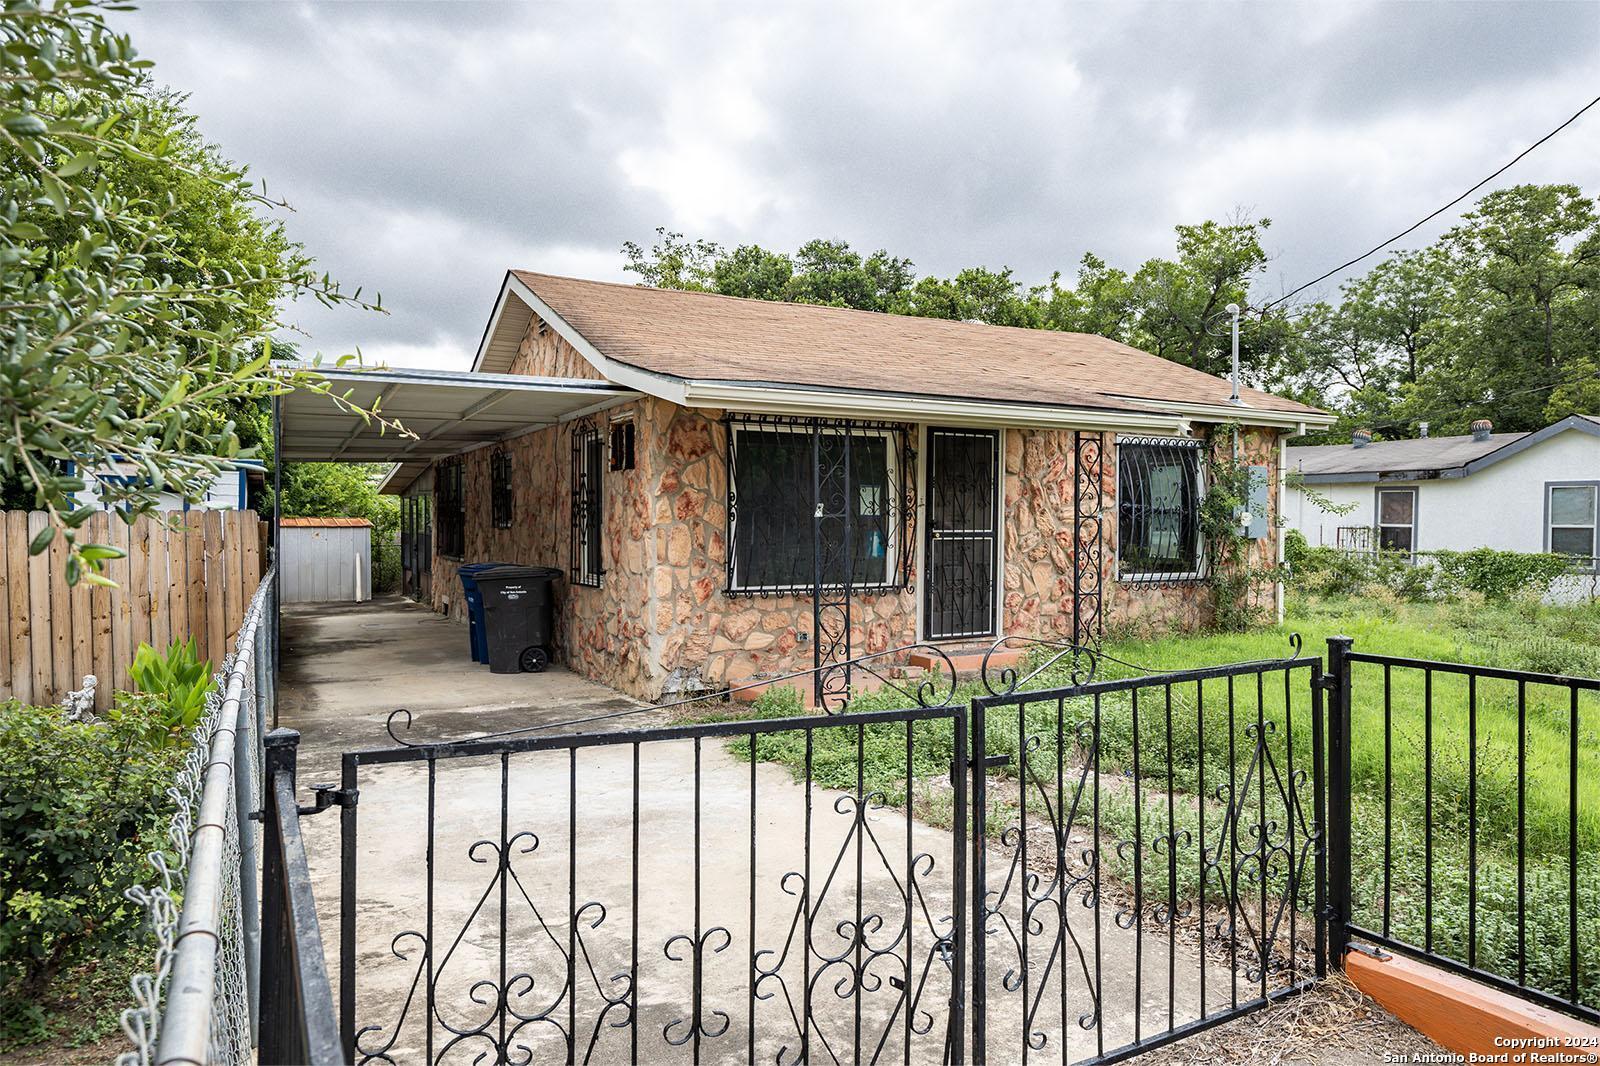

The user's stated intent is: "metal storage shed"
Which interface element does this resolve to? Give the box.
[279,517,373,603]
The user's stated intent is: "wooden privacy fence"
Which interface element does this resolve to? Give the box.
[0,509,265,712]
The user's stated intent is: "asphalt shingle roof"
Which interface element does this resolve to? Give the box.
[513,272,1326,419]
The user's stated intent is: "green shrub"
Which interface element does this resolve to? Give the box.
[0,700,183,1044]
[1432,548,1574,602]
[130,637,213,739]
[1283,528,1309,570]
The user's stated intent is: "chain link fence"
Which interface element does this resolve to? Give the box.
[119,570,276,1066]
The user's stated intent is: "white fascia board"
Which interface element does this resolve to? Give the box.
[502,274,688,404]
[678,381,1188,433]
[1105,395,1335,430]
[468,279,519,373]
[375,462,405,493]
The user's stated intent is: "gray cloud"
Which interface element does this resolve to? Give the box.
[116,0,1600,369]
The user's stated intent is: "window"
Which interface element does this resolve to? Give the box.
[610,418,635,471]
[1117,438,1202,581]
[1547,483,1597,570]
[570,422,604,586]
[436,459,465,559]
[728,419,903,593]
[1375,487,1417,555]
[490,449,514,529]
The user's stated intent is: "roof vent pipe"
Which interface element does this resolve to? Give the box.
[1471,418,1493,442]
[1418,421,1430,438]
[1225,303,1242,405]
[1352,428,1373,448]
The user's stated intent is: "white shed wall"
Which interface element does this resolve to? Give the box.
[1285,428,1600,552]
[281,526,372,603]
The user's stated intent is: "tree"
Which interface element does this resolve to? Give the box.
[1,1,397,582]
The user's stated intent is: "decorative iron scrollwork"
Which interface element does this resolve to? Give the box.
[351,831,632,1066]
[980,635,1100,695]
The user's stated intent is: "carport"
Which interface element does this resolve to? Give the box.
[271,363,638,660]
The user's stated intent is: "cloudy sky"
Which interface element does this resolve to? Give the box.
[116,1,1599,370]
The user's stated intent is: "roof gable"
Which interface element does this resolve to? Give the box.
[475,271,1330,427]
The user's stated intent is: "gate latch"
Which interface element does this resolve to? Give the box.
[950,753,1012,784]
[298,783,359,817]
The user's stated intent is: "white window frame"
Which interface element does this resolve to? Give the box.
[1374,486,1418,559]
[1545,481,1599,574]
[728,423,901,593]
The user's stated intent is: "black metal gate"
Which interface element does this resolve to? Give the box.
[333,643,1327,1065]
[339,703,968,1065]
[924,428,998,642]
[966,647,1327,1064]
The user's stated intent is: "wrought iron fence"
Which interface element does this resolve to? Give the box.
[119,569,276,1066]
[969,646,1327,1062]
[1329,640,1599,1022]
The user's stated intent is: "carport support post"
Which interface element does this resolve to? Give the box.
[1325,635,1354,971]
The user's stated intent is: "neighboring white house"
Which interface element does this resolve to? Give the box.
[1285,415,1600,572]
[67,458,266,512]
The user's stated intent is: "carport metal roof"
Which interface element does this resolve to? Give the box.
[275,364,636,493]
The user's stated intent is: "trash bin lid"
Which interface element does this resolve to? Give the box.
[472,565,561,582]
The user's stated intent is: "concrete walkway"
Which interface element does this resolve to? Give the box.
[281,598,1234,1064]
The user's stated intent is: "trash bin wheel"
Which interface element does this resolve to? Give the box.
[519,646,550,673]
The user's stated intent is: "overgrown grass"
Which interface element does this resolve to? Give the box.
[691,590,1600,1009]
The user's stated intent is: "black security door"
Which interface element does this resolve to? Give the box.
[924,428,998,640]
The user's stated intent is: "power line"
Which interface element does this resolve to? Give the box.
[1264,92,1600,310]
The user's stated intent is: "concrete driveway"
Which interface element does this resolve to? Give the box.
[280,597,1234,1065]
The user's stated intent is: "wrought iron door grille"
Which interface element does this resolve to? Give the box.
[723,414,915,597]
[923,428,998,641]
[1117,436,1204,587]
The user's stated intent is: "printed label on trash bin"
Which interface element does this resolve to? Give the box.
[500,584,526,599]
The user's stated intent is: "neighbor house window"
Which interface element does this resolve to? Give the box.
[490,449,514,529]
[1547,482,1598,570]
[1375,487,1417,555]
[570,422,604,586]
[436,459,465,559]
[727,418,904,593]
[1117,438,1202,581]
[610,418,636,471]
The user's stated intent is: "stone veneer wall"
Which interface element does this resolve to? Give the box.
[642,402,920,699]
[1001,425,1284,640]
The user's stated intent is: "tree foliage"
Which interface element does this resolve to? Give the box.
[626,185,1600,444]
[1,0,399,583]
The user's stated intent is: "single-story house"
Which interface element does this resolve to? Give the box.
[282,271,1333,703]
[1284,415,1600,569]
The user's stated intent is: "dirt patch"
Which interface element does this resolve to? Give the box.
[1139,973,1439,1065]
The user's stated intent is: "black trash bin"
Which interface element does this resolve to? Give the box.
[473,565,561,673]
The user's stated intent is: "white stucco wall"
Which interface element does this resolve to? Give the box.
[1285,427,1600,554]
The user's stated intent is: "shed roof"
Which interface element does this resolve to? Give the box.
[495,272,1329,425]
[280,517,373,528]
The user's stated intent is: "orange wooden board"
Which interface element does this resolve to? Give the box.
[1347,949,1599,1063]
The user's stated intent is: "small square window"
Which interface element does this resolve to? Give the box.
[610,420,635,471]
